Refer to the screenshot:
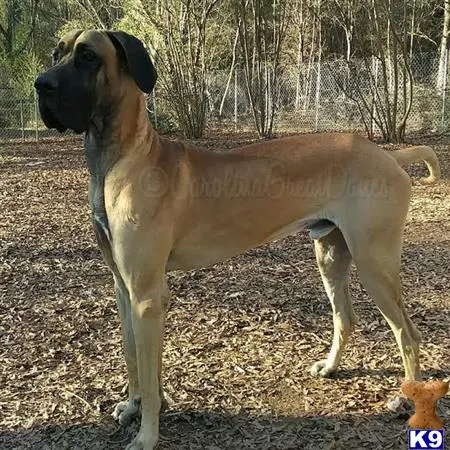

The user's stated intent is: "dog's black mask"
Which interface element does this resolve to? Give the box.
[34,31,157,134]
[35,40,101,134]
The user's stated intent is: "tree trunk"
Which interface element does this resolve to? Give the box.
[219,27,240,117]
[437,0,450,90]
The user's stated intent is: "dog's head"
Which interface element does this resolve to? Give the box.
[34,30,157,134]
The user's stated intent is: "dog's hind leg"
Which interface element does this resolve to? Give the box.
[310,228,358,377]
[341,188,422,381]
[352,244,422,381]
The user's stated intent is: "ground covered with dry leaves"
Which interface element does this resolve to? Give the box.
[1,133,449,450]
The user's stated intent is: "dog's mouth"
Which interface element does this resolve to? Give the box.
[37,94,91,135]
[38,96,68,133]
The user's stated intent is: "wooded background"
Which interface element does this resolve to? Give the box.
[1,0,450,141]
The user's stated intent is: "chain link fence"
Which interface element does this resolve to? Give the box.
[206,52,449,135]
[1,52,448,144]
[0,87,75,143]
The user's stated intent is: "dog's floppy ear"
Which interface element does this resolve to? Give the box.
[106,31,157,94]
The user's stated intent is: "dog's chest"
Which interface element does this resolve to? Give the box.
[91,180,111,242]
[84,136,113,246]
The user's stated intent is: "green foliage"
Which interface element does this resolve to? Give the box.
[0,50,42,97]
[117,3,157,42]
[12,51,42,97]
[58,19,98,37]
[0,50,41,129]
[0,0,447,140]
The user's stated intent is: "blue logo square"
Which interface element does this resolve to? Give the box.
[408,429,444,450]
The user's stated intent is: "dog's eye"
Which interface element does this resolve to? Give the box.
[81,49,97,62]
[52,50,59,65]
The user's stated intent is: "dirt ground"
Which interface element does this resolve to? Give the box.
[1,132,449,450]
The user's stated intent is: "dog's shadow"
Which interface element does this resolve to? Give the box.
[329,368,448,380]
[0,407,427,450]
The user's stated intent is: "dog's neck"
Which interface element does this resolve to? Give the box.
[84,82,154,179]
[84,82,155,233]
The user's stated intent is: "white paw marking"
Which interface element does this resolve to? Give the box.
[112,397,141,426]
[310,360,336,378]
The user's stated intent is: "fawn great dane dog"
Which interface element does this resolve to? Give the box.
[35,30,440,449]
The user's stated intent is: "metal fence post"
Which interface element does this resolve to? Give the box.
[20,100,25,141]
[234,66,238,131]
[441,47,449,130]
[314,61,321,132]
[371,57,379,137]
[34,90,39,143]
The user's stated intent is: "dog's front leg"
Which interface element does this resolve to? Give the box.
[112,275,141,425]
[91,212,143,425]
[125,271,167,450]
[112,274,172,427]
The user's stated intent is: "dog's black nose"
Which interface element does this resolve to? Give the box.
[34,74,59,94]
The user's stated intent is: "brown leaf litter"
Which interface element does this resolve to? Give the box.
[0,133,449,449]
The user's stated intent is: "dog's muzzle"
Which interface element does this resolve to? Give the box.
[34,72,69,133]
[34,67,94,134]
[35,72,59,97]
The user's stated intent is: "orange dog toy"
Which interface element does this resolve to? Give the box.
[401,380,449,429]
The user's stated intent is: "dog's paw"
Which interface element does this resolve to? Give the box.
[386,395,409,412]
[310,360,335,378]
[125,430,158,450]
[160,389,174,412]
[112,396,141,426]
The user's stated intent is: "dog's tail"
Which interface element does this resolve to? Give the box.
[391,146,441,184]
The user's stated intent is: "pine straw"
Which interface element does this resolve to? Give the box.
[0,133,449,450]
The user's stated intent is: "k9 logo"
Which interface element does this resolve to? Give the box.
[408,429,445,450]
